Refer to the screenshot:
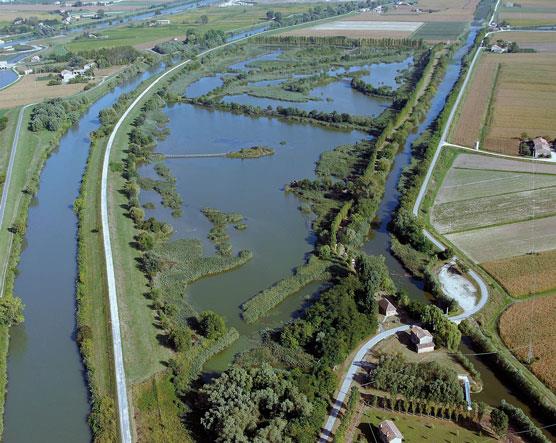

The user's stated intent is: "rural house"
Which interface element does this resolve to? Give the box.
[378,420,403,443]
[490,44,507,54]
[409,325,434,353]
[532,137,552,158]
[379,297,398,317]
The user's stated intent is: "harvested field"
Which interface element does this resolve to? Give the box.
[452,153,556,174]
[283,20,421,39]
[349,0,479,22]
[450,53,499,147]
[500,0,556,27]
[499,295,556,391]
[435,168,556,204]
[451,53,556,155]
[483,250,556,296]
[432,186,556,234]
[445,215,556,263]
[310,20,423,32]
[0,67,121,108]
[501,31,556,53]
[485,54,556,154]
[432,152,556,288]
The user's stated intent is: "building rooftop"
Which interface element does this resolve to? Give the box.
[378,419,403,441]
[410,325,432,340]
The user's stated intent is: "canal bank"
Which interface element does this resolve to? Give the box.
[2,64,164,443]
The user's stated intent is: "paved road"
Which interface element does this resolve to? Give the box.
[0,103,32,297]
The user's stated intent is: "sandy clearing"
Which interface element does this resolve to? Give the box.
[453,153,556,175]
[438,263,477,312]
[445,215,556,263]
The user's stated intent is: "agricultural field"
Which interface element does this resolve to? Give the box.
[284,20,423,39]
[357,407,492,442]
[285,0,479,41]
[0,67,121,109]
[499,295,556,391]
[430,152,556,294]
[500,31,556,53]
[483,249,556,296]
[64,3,316,51]
[499,0,556,27]
[450,52,556,155]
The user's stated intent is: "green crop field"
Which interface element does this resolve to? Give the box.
[411,21,466,41]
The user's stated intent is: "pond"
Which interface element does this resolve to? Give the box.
[140,103,369,371]
[222,78,391,117]
[328,55,414,90]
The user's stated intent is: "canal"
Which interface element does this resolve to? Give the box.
[3,64,164,443]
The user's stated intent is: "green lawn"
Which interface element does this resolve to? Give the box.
[358,408,494,443]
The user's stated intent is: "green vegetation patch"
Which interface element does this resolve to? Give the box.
[241,256,329,323]
[201,208,246,256]
[412,22,467,41]
[152,238,252,302]
[226,146,274,159]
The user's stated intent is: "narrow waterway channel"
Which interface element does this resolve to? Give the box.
[3,64,164,443]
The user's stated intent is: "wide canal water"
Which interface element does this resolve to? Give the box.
[3,65,164,443]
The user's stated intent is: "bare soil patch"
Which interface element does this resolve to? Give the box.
[483,250,556,296]
[499,295,556,391]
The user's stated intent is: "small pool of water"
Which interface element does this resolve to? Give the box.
[328,56,414,90]
[228,49,283,72]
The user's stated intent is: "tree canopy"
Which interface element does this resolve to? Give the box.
[200,364,312,442]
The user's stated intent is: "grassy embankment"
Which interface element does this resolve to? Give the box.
[0,63,149,437]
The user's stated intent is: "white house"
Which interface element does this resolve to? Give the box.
[490,44,507,54]
[378,420,403,443]
[23,68,33,75]
[60,69,77,83]
[409,325,434,353]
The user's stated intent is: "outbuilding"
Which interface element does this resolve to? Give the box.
[379,297,398,318]
[378,420,403,443]
[409,325,434,353]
